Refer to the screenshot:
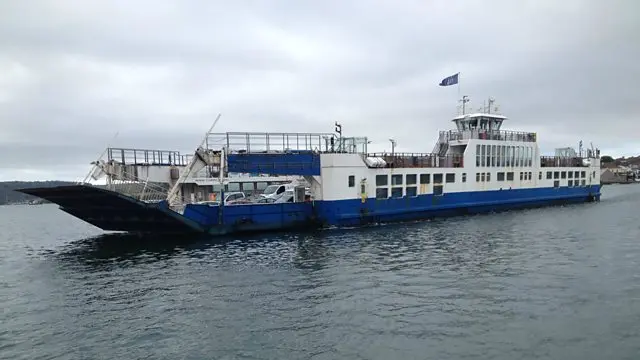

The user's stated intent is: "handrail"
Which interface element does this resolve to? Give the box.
[540,156,590,168]
[107,148,192,166]
[441,129,536,143]
[366,153,464,168]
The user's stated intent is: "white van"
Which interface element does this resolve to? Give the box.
[260,184,294,200]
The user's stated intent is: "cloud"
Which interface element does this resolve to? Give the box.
[0,0,638,180]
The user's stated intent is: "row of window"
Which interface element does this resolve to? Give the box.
[476,144,534,168]
[374,173,458,187]
[546,170,587,180]
[376,184,445,199]
[371,170,589,188]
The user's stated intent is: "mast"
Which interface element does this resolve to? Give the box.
[459,95,469,115]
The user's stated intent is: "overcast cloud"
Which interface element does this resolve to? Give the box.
[1,0,638,181]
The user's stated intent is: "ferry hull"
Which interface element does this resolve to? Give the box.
[314,185,602,227]
[16,185,205,234]
[18,184,600,236]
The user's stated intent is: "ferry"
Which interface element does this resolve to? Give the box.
[18,97,602,235]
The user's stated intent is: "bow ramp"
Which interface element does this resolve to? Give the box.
[17,185,203,233]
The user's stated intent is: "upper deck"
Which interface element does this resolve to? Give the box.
[439,129,537,143]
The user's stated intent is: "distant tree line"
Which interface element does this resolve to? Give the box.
[0,181,74,205]
[599,155,640,166]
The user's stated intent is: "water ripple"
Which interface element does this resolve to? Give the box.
[1,185,640,359]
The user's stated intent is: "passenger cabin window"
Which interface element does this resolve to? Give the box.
[406,174,417,185]
[348,175,355,187]
[462,173,467,183]
[497,172,505,181]
[568,171,573,179]
[547,172,552,179]
[507,172,514,181]
[376,175,388,186]
[561,171,567,179]
[446,173,455,183]
[391,187,403,198]
[433,174,443,183]
[476,173,481,182]
[539,172,542,180]
[376,188,388,199]
[568,180,574,187]
[420,174,430,184]
[486,172,491,182]
[406,187,417,197]
[391,174,403,185]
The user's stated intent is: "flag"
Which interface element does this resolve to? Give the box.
[439,73,459,86]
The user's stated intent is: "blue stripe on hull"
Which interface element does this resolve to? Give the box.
[313,185,602,227]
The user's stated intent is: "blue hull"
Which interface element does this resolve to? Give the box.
[313,185,601,227]
[19,184,601,235]
[182,185,601,234]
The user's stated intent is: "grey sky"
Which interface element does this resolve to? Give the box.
[1,0,638,181]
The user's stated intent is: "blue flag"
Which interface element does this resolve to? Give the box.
[439,73,459,86]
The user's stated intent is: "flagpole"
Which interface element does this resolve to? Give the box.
[457,72,461,98]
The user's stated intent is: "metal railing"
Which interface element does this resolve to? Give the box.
[439,129,537,143]
[107,148,192,166]
[206,132,368,154]
[540,156,589,168]
[367,153,464,168]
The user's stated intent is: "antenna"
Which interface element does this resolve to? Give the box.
[488,97,495,114]
[459,95,470,115]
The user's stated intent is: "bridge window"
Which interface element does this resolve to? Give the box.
[376,188,388,199]
[485,145,491,167]
[507,172,514,181]
[406,174,417,185]
[434,174,443,183]
[406,186,417,197]
[391,187,403,198]
[446,173,455,183]
[491,145,496,167]
[497,172,505,181]
[348,175,355,187]
[391,174,403,185]
[420,174,431,184]
[376,175,388,186]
